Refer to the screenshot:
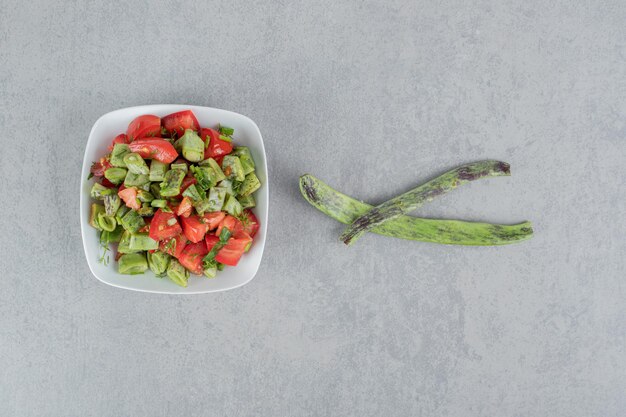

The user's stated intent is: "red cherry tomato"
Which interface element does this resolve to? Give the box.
[128,138,178,164]
[127,115,161,140]
[178,241,208,275]
[215,236,252,266]
[202,212,226,231]
[149,209,182,241]
[201,128,232,159]
[108,133,130,151]
[180,215,208,243]
[162,110,200,138]
[159,234,188,259]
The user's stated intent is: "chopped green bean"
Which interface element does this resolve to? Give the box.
[119,209,145,233]
[90,182,113,199]
[97,212,117,232]
[149,160,168,182]
[150,199,168,208]
[128,233,158,251]
[238,172,261,197]
[124,171,149,187]
[123,153,150,175]
[103,194,121,216]
[176,129,204,162]
[159,169,186,197]
[89,203,105,230]
[104,167,128,185]
[110,144,131,167]
[118,253,148,275]
[148,251,171,275]
[222,155,245,181]
[166,259,189,287]
[232,147,255,175]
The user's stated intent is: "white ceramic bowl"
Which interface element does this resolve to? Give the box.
[80,105,268,294]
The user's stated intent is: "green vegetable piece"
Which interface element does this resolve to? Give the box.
[232,147,255,175]
[190,165,217,190]
[128,232,158,251]
[339,161,514,245]
[218,125,234,136]
[89,203,105,230]
[150,183,162,199]
[104,167,128,185]
[223,194,242,216]
[138,181,151,191]
[198,158,226,181]
[217,263,224,271]
[219,134,232,142]
[118,253,148,275]
[238,172,261,197]
[149,160,168,182]
[193,199,210,215]
[137,204,154,217]
[221,155,245,181]
[118,231,138,254]
[119,209,145,233]
[110,144,131,167]
[151,199,168,208]
[171,161,188,174]
[90,182,114,199]
[206,187,227,212]
[148,251,171,276]
[115,205,130,223]
[103,194,121,216]
[124,171,149,187]
[176,129,204,162]
[123,153,149,175]
[299,174,534,246]
[203,263,217,278]
[100,225,124,244]
[136,190,154,203]
[237,194,256,209]
[182,184,202,202]
[166,259,189,287]
[160,169,186,197]
[217,179,234,195]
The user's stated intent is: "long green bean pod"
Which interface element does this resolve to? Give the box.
[338,161,514,245]
[300,174,533,246]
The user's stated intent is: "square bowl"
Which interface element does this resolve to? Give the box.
[80,105,268,294]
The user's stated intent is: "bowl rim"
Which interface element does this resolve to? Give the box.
[80,104,268,294]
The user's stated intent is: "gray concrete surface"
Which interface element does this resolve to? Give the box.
[1,1,624,416]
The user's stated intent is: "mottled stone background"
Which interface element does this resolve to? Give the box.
[0,1,624,416]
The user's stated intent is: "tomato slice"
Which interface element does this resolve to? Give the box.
[205,234,220,252]
[149,209,182,241]
[201,128,233,159]
[128,138,178,163]
[127,115,161,140]
[180,215,208,243]
[202,212,226,231]
[159,233,187,258]
[215,236,252,266]
[177,197,193,218]
[178,241,208,275]
[162,110,200,138]
[118,187,141,210]
[108,133,130,151]
[215,215,240,237]
[237,210,260,238]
